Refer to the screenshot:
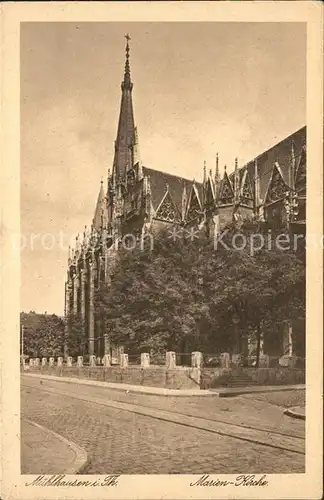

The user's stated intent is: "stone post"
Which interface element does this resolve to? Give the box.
[88,260,95,356]
[34,358,40,367]
[220,352,230,368]
[89,355,96,367]
[77,356,83,367]
[29,358,34,368]
[102,354,111,367]
[67,356,73,367]
[120,353,129,368]
[166,351,176,369]
[191,351,203,369]
[49,357,54,366]
[41,357,47,366]
[141,353,150,368]
[283,321,293,356]
[57,357,63,367]
[259,354,270,367]
[231,353,243,367]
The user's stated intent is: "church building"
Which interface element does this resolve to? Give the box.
[64,36,306,359]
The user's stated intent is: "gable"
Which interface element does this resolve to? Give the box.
[219,172,234,204]
[154,190,181,223]
[240,169,254,203]
[265,163,288,205]
[142,166,203,212]
[186,185,202,222]
[205,178,215,208]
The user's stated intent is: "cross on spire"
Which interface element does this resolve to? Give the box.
[123,33,132,89]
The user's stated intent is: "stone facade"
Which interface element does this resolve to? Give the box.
[64,37,306,359]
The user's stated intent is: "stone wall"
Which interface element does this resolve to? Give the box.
[201,367,305,389]
[24,364,200,390]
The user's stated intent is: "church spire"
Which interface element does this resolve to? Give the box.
[112,34,136,181]
[122,33,132,91]
[92,180,107,231]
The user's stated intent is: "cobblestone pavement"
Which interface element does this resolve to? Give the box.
[21,376,305,474]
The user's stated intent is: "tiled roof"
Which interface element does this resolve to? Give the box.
[227,126,306,201]
[142,166,203,211]
[245,126,306,201]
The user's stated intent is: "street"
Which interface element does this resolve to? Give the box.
[21,375,305,474]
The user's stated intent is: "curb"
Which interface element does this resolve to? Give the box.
[216,385,306,397]
[23,418,89,473]
[22,373,305,398]
[284,407,306,420]
[23,373,215,397]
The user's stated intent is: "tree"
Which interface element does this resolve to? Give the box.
[95,221,305,359]
[20,312,65,358]
[65,314,86,358]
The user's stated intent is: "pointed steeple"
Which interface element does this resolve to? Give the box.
[93,180,106,231]
[254,158,260,211]
[181,182,188,221]
[122,34,132,91]
[112,35,137,181]
[215,152,220,200]
[234,157,240,204]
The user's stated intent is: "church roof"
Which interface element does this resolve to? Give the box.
[142,166,203,211]
[243,126,306,202]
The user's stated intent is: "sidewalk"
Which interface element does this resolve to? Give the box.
[23,372,305,397]
[284,406,306,420]
[21,418,88,474]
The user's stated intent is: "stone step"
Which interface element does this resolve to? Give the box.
[226,373,258,388]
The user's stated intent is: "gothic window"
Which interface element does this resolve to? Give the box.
[265,202,284,229]
[241,171,253,204]
[186,188,201,222]
[155,191,181,223]
[219,174,234,205]
[265,165,288,205]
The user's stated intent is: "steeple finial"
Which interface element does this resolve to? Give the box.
[203,160,207,184]
[234,157,240,204]
[122,33,132,90]
[215,153,220,201]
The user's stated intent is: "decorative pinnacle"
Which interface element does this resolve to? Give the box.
[123,33,132,89]
[235,157,238,170]
[215,153,220,180]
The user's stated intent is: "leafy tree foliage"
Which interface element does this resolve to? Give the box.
[20,311,64,358]
[65,314,87,358]
[95,221,305,359]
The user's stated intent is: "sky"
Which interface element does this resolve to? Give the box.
[20,22,306,315]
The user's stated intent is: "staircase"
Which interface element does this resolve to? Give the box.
[225,370,258,388]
